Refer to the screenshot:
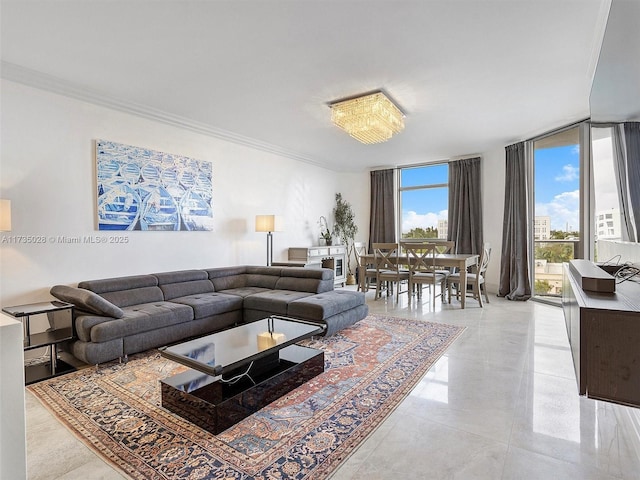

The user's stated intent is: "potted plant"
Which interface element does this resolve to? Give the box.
[333,193,358,285]
[318,215,332,246]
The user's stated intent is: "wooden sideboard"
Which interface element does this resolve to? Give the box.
[562,261,640,407]
[282,246,346,287]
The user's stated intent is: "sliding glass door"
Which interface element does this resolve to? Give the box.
[532,124,588,302]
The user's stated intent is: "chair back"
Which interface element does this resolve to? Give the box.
[353,241,367,265]
[478,243,491,276]
[372,242,399,272]
[433,240,455,254]
[402,242,438,274]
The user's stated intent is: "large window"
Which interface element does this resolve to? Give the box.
[532,125,582,300]
[399,163,448,239]
[591,125,637,261]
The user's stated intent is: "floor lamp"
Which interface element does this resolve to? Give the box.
[255,215,277,266]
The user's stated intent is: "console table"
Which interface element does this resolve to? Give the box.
[562,261,640,407]
[282,246,347,286]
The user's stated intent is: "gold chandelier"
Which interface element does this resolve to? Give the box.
[330,91,405,144]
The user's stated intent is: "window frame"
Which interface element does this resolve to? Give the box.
[397,162,449,240]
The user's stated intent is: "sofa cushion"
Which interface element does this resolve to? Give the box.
[274,267,334,281]
[75,313,122,342]
[288,290,366,321]
[78,274,163,307]
[218,286,271,298]
[154,269,215,301]
[243,290,314,315]
[206,266,248,291]
[245,274,280,289]
[50,285,124,318]
[79,274,158,293]
[245,266,283,288]
[100,287,165,308]
[159,279,214,300]
[275,276,333,294]
[89,301,193,343]
[169,292,243,319]
[154,269,209,284]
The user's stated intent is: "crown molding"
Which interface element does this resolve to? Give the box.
[1,61,332,170]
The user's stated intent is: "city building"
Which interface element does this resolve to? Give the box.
[534,216,551,240]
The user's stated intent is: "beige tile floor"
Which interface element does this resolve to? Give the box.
[25,288,640,479]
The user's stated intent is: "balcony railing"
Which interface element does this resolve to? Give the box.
[533,239,579,298]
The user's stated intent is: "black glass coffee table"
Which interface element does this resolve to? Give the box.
[158,316,325,434]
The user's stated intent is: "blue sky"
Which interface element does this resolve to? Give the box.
[400,164,448,233]
[534,144,580,231]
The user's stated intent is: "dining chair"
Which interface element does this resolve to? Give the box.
[432,240,456,275]
[403,242,449,309]
[373,242,409,302]
[433,240,455,254]
[447,243,491,307]
[354,242,377,292]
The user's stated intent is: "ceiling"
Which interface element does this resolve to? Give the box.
[1,0,612,172]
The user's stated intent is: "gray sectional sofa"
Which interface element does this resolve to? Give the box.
[51,266,368,365]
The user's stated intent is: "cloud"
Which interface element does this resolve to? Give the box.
[402,209,448,232]
[555,164,579,182]
[536,189,579,231]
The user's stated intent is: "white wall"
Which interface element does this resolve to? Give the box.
[481,146,506,294]
[0,80,369,306]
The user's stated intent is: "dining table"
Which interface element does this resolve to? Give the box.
[358,252,480,309]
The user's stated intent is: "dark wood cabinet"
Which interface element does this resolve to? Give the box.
[562,262,640,407]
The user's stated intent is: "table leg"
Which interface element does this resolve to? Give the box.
[51,344,57,375]
[460,266,467,309]
[23,314,31,347]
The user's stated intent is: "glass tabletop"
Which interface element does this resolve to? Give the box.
[159,315,324,376]
[2,301,73,317]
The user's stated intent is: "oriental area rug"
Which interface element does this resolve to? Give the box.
[28,314,465,479]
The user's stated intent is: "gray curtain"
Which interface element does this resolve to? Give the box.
[369,169,395,251]
[611,124,636,241]
[447,157,483,254]
[624,122,640,240]
[498,142,531,301]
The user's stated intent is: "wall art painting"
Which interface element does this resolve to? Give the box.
[96,140,213,231]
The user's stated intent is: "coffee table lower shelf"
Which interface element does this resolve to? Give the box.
[160,344,324,434]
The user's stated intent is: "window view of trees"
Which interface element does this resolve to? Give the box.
[535,230,579,263]
[399,164,448,240]
[403,227,439,238]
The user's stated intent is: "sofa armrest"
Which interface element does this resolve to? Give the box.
[51,285,124,318]
[74,313,119,342]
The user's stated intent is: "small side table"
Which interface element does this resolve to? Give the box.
[2,301,76,384]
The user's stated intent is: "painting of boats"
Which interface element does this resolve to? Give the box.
[97,181,141,230]
[180,190,214,231]
[138,184,180,231]
[95,140,213,231]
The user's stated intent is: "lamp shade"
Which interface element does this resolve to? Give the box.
[255,215,275,232]
[256,215,283,232]
[0,199,11,231]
